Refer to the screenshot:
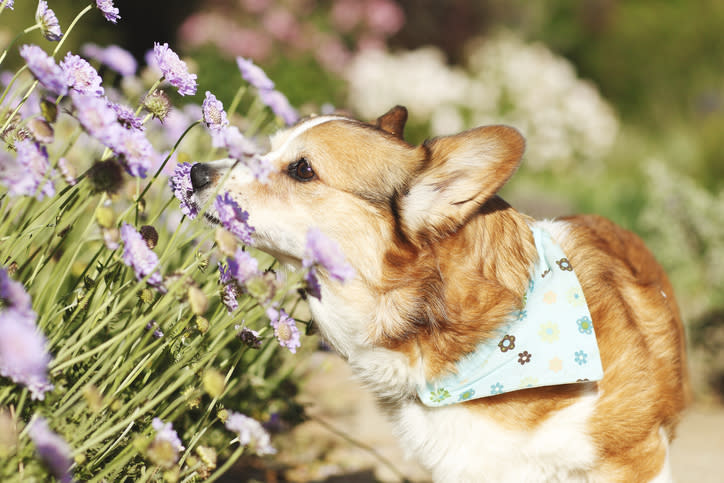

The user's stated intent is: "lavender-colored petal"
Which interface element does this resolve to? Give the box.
[151,418,185,451]
[236,57,274,91]
[114,128,154,178]
[269,309,301,354]
[153,42,197,96]
[303,228,355,283]
[214,193,255,245]
[1,1,15,10]
[95,0,120,23]
[19,44,67,96]
[226,248,259,285]
[71,92,122,147]
[82,44,136,77]
[1,139,55,200]
[60,52,104,97]
[120,223,163,288]
[258,89,298,125]
[168,162,197,218]
[36,1,63,42]
[202,91,228,131]
[28,418,72,482]
[109,101,144,131]
[225,411,276,455]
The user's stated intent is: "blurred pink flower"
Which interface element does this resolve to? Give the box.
[331,0,364,32]
[366,0,405,35]
[241,0,272,14]
[262,8,300,43]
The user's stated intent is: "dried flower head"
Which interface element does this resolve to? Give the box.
[153,42,197,96]
[218,263,239,313]
[95,0,120,23]
[27,117,54,144]
[36,1,63,42]
[139,225,159,249]
[20,44,67,96]
[71,92,122,148]
[87,158,125,194]
[237,327,262,349]
[143,89,171,121]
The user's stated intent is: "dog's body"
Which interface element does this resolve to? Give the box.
[191,107,689,482]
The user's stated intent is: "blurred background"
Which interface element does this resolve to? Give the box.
[3,0,723,480]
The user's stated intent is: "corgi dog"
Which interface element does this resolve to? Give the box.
[190,106,689,482]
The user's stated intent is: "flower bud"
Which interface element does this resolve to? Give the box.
[195,316,209,334]
[202,368,225,398]
[187,286,208,315]
[215,228,237,256]
[28,117,54,144]
[138,288,154,304]
[96,206,115,228]
[216,408,229,423]
[143,90,171,121]
[140,225,158,249]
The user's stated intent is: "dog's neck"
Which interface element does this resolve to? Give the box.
[309,197,538,402]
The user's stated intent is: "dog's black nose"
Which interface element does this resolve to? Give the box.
[190,163,211,191]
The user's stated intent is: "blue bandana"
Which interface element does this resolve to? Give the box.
[417,225,604,407]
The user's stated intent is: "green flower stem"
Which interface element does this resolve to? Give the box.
[0,78,36,144]
[0,24,41,66]
[226,84,247,120]
[137,120,201,203]
[0,63,28,108]
[136,77,164,117]
[205,444,245,483]
[51,4,93,58]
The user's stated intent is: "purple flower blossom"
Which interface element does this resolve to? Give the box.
[169,162,197,218]
[60,52,104,97]
[153,42,197,96]
[151,418,185,452]
[36,1,63,42]
[120,223,163,288]
[225,411,275,455]
[214,193,255,245]
[20,44,67,96]
[96,0,120,23]
[267,308,301,354]
[0,139,55,200]
[145,321,163,338]
[71,92,122,147]
[82,43,137,77]
[236,57,274,91]
[109,101,143,131]
[0,269,55,400]
[304,267,322,299]
[1,1,14,10]
[237,327,262,349]
[216,126,271,182]
[114,128,154,178]
[303,228,355,288]
[218,263,239,313]
[202,91,228,131]
[57,158,76,186]
[227,248,260,285]
[28,418,73,483]
[258,88,298,125]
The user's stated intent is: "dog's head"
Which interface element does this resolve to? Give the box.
[191,106,528,361]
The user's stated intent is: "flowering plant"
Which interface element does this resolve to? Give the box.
[0,2,345,481]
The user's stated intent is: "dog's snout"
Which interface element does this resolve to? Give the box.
[190,163,211,191]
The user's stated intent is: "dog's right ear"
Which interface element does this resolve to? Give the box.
[376,105,408,140]
[399,125,525,244]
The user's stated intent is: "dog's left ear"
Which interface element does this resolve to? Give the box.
[376,105,408,140]
[400,125,525,243]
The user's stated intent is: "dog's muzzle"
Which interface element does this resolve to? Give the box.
[190,163,212,192]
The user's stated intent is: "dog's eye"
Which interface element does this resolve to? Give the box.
[288,157,316,182]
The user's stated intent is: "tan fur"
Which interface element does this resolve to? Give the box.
[191,106,689,481]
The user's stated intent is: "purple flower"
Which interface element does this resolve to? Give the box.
[95,0,120,23]
[267,308,301,354]
[214,193,255,245]
[151,418,185,452]
[109,101,144,131]
[1,1,14,10]
[28,418,73,483]
[169,162,197,218]
[36,1,63,42]
[303,228,355,288]
[120,223,163,288]
[0,269,54,400]
[202,91,228,131]
[0,139,55,200]
[237,327,262,349]
[82,43,137,77]
[58,158,77,186]
[258,88,298,126]
[218,263,239,313]
[304,267,322,299]
[145,321,163,338]
[71,92,122,147]
[114,128,154,178]
[60,52,104,97]
[216,126,271,182]
[225,411,275,455]
[152,42,197,96]
[19,44,67,96]
[227,248,260,285]
[236,57,274,91]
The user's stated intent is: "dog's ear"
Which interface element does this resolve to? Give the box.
[399,125,525,243]
[376,105,408,140]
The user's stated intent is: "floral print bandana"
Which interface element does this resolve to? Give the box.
[417,225,604,407]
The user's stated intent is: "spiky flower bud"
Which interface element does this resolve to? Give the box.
[95,206,115,228]
[138,288,154,304]
[202,368,225,398]
[195,316,209,334]
[187,286,208,315]
[143,90,171,121]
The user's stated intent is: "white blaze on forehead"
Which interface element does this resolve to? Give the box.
[266,115,349,162]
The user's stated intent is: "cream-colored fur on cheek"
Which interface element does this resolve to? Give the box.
[393,389,599,483]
